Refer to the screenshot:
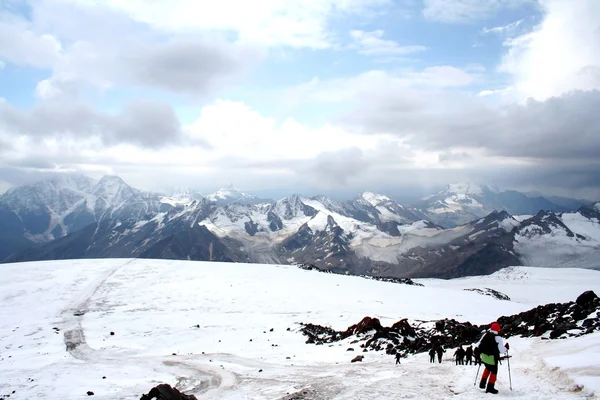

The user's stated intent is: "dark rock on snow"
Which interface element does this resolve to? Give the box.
[140,384,197,400]
[464,288,511,301]
[351,355,364,363]
[300,291,600,360]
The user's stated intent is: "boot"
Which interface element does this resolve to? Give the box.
[486,382,498,394]
[479,378,486,389]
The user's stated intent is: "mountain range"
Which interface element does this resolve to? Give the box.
[1,175,598,278]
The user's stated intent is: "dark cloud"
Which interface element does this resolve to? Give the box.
[128,38,259,93]
[0,97,183,148]
[0,137,13,154]
[307,148,370,185]
[3,0,262,96]
[348,89,600,162]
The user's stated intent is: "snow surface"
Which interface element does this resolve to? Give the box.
[514,215,534,222]
[360,192,391,207]
[307,212,330,232]
[562,212,600,242]
[514,217,600,269]
[447,183,484,196]
[1,260,599,399]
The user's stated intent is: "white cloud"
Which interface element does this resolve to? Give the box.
[185,99,385,161]
[0,60,5,70]
[69,0,390,49]
[349,30,426,56]
[1,2,263,97]
[423,0,533,23]
[482,19,523,35]
[500,0,600,101]
[0,13,62,68]
[286,67,476,107]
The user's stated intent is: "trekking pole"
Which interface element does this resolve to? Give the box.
[506,351,513,391]
[474,363,481,386]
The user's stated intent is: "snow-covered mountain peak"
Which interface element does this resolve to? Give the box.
[45,174,97,192]
[160,188,204,207]
[171,188,204,200]
[445,183,484,196]
[595,202,600,212]
[206,185,259,205]
[92,175,138,207]
[360,192,392,206]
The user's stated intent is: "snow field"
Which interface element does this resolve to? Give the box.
[1,259,599,399]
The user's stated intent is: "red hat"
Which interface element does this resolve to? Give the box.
[491,322,501,332]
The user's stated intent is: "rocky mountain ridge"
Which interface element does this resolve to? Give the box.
[1,176,598,279]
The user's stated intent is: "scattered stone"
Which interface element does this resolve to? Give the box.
[464,288,511,301]
[270,328,274,332]
[347,348,354,351]
[172,353,177,356]
[87,391,94,396]
[287,327,291,331]
[351,355,364,363]
[110,332,115,336]
[258,369,263,372]
[195,324,200,328]
[140,384,197,400]
[102,376,106,379]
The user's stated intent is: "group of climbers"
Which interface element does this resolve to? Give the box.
[424,321,509,395]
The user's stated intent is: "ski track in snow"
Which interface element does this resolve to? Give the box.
[0,260,599,399]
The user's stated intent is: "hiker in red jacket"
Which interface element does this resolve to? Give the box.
[477,322,509,394]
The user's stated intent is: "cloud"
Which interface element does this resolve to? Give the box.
[349,30,426,56]
[482,19,524,36]
[285,67,477,109]
[344,79,600,164]
[1,1,262,96]
[0,96,184,149]
[422,0,533,23]
[0,12,62,68]
[70,0,391,49]
[500,0,600,101]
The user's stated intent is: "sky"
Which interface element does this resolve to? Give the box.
[0,0,599,200]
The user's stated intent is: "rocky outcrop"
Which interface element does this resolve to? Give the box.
[140,384,197,400]
[464,288,511,301]
[300,291,600,359]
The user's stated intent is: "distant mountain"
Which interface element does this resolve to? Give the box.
[411,183,581,227]
[0,174,165,257]
[206,185,269,206]
[159,188,204,207]
[2,175,598,279]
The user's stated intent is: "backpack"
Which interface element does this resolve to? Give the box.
[479,331,499,357]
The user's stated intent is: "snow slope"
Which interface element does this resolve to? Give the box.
[1,260,600,399]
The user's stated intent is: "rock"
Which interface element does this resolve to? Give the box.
[270,328,274,332]
[102,376,106,379]
[347,348,354,351]
[435,320,445,331]
[576,291,598,306]
[259,369,263,372]
[140,384,198,400]
[349,317,383,335]
[87,391,94,396]
[351,355,364,363]
[110,332,115,336]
